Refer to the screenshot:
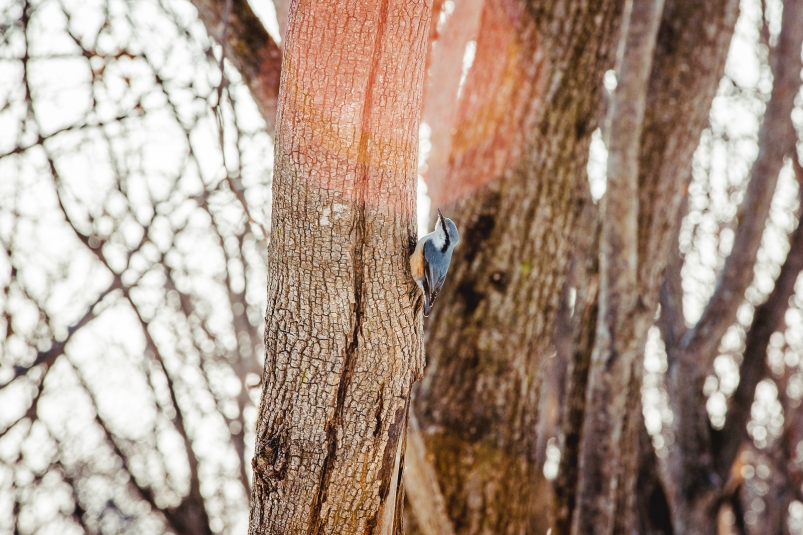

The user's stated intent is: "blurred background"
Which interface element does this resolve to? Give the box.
[1,0,802,533]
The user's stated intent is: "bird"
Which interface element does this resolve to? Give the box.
[407,209,460,317]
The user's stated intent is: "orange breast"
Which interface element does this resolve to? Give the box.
[409,242,425,279]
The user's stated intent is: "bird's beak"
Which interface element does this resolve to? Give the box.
[437,208,443,221]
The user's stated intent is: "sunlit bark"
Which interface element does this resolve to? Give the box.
[248,1,431,533]
[413,0,624,532]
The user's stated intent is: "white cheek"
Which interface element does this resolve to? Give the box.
[431,232,445,249]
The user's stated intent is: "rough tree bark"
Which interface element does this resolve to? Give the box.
[411,0,625,532]
[248,1,431,533]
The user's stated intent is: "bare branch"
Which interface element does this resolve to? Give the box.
[420,0,484,208]
[190,0,281,134]
[121,287,213,535]
[272,0,290,46]
[0,112,144,159]
[658,194,688,363]
[553,271,599,534]
[1,280,120,390]
[661,2,803,529]
[404,411,456,535]
[681,0,803,378]
[714,154,803,481]
[209,0,270,246]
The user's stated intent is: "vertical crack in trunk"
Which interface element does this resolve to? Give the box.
[306,1,393,532]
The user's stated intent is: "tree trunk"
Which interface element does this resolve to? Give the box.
[412,0,624,532]
[571,0,666,532]
[554,0,739,531]
[248,1,431,533]
[420,0,484,205]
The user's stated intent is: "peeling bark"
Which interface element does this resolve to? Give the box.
[248,1,431,533]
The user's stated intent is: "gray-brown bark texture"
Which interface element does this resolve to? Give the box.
[571,1,666,534]
[248,1,431,533]
[411,0,624,532]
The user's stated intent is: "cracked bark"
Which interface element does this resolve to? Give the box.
[248,1,431,533]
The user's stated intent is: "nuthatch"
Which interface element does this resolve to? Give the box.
[407,209,460,317]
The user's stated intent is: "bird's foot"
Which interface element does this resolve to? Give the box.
[412,292,423,316]
[403,235,417,256]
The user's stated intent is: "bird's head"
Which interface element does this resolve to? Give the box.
[436,209,459,249]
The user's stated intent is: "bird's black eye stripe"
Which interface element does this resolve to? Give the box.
[440,216,450,253]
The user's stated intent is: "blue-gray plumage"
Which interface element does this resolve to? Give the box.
[408,209,459,316]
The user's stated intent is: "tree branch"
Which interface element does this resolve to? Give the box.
[658,195,688,361]
[714,153,803,481]
[121,287,213,535]
[420,0,484,209]
[404,411,456,535]
[553,226,600,535]
[1,280,121,390]
[572,0,665,532]
[680,0,803,378]
[272,0,290,46]
[661,2,803,528]
[190,0,281,134]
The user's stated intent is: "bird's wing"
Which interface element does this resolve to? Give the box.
[421,254,434,316]
[432,273,447,297]
[423,254,436,300]
[424,255,448,301]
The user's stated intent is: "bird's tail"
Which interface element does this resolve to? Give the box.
[423,291,432,317]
